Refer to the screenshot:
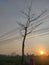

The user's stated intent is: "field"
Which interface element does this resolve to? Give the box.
[0,55,49,65]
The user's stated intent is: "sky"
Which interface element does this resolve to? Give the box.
[0,0,49,55]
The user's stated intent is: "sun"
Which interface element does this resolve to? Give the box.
[40,50,45,55]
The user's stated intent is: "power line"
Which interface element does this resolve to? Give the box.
[0,28,19,39]
[27,31,49,39]
[0,15,49,39]
[0,10,49,42]
[0,30,49,43]
[0,28,49,41]
[0,35,21,42]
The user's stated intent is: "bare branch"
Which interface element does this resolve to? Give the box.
[31,21,44,31]
[27,30,32,35]
[34,22,43,28]
[26,10,47,28]
[21,0,33,19]
[26,20,44,35]
[30,10,47,22]
[30,13,35,18]
[16,21,25,27]
[16,1,48,64]
[30,14,49,27]
[21,11,29,18]
[27,0,33,16]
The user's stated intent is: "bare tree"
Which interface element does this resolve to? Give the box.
[16,2,47,65]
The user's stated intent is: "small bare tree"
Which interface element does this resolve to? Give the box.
[16,2,47,65]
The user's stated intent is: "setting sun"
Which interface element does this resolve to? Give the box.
[40,50,45,55]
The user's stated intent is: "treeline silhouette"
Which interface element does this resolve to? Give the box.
[0,54,49,65]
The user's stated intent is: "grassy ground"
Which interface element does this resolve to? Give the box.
[0,55,49,65]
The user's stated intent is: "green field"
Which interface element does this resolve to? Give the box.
[0,55,49,65]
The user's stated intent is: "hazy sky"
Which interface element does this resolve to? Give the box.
[0,0,49,55]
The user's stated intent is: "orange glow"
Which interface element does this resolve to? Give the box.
[40,50,45,55]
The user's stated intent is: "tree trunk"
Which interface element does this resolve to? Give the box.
[21,27,27,65]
